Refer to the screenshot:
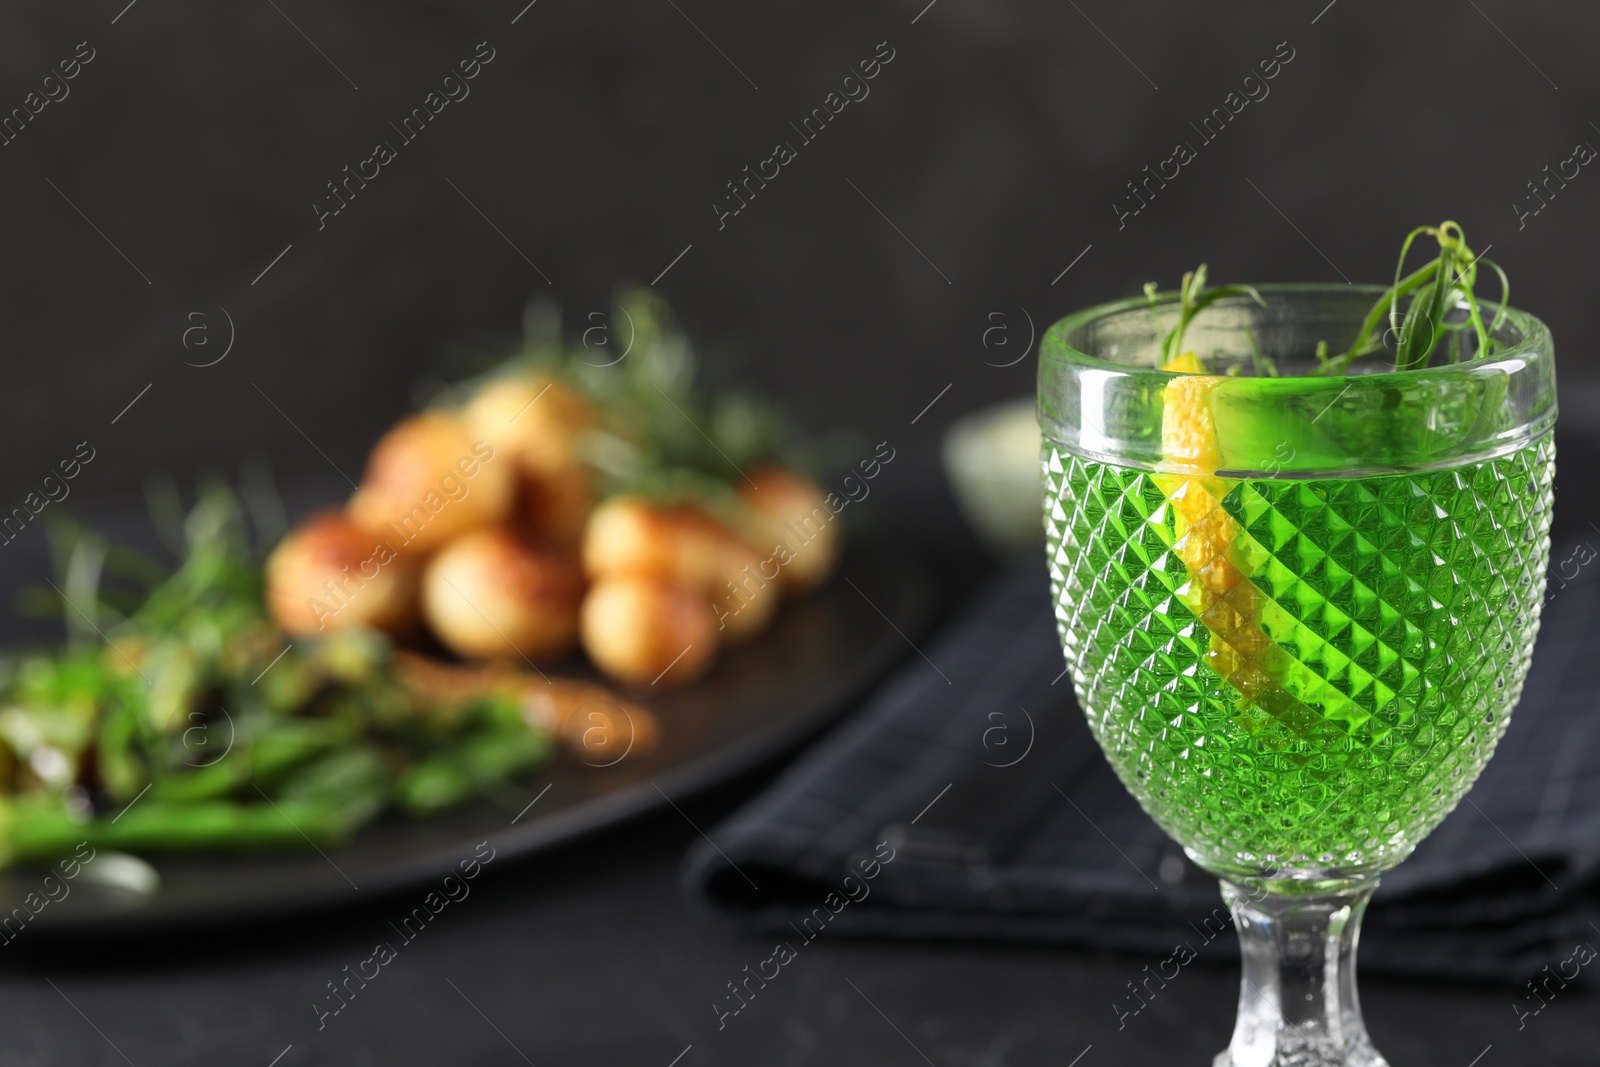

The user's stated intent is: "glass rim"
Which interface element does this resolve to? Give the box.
[1037,283,1557,477]
[1038,282,1553,384]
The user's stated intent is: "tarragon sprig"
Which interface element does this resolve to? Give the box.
[1318,220,1508,374]
[1144,263,1267,370]
[1148,222,1508,377]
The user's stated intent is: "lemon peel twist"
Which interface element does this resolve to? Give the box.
[1153,353,1322,737]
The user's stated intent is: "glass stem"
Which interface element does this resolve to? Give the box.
[1215,876,1388,1067]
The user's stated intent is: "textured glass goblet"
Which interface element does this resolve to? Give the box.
[1038,286,1556,1066]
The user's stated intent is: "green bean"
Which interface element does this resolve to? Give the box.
[95,700,146,801]
[3,798,351,863]
[250,719,354,783]
[272,748,390,832]
[148,759,250,803]
[398,728,551,816]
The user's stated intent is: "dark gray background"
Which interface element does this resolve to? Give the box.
[2,0,1598,521]
[1,2,1599,1065]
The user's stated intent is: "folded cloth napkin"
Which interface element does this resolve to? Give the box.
[683,547,1600,985]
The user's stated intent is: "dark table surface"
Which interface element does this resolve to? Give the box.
[3,450,1599,1067]
[9,775,1598,1067]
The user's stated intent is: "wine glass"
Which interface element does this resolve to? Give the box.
[1038,285,1556,1066]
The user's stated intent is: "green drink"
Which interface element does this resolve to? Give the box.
[1043,438,1554,876]
[1038,278,1556,1067]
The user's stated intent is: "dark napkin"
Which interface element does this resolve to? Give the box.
[683,546,1600,985]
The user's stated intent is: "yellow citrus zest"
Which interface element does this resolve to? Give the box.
[1155,353,1319,737]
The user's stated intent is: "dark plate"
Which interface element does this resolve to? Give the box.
[4,545,931,932]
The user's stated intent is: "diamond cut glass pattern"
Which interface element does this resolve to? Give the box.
[1043,438,1555,873]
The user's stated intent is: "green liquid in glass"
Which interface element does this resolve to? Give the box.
[1043,437,1554,877]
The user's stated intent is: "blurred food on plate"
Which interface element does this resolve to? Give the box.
[0,290,841,865]
[266,288,840,687]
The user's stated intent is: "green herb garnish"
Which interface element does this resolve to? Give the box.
[1147,221,1509,377]
[443,288,813,506]
[1144,263,1267,371]
[1319,220,1508,374]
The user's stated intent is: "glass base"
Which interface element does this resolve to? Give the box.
[1213,1042,1388,1067]
[1211,876,1389,1067]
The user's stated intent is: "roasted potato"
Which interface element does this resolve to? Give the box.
[580,575,718,687]
[468,375,597,547]
[266,511,419,637]
[467,374,593,477]
[421,528,584,663]
[582,496,778,642]
[709,562,779,644]
[348,412,514,555]
[582,497,757,587]
[739,466,842,593]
